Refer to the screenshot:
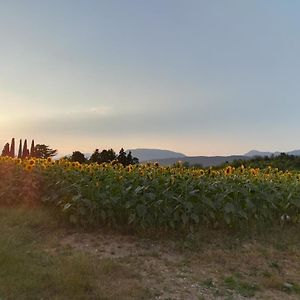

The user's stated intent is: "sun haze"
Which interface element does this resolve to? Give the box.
[1,1,299,156]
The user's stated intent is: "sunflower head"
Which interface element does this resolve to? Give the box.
[15,158,22,165]
[199,169,205,176]
[25,165,33,171]
[225,166,233,175]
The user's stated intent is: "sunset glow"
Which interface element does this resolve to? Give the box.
[1,1,300,156]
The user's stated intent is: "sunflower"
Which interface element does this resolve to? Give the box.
[29,159,35,166]
[240,165,245,173]
[15,158,22,165]
[199,169,205,176]
[250,168,259,176]
[225,166,233,175]
[25,165,33,171]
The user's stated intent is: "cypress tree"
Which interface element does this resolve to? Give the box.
[22,139,28,158]
[89,149,100,163]
[126,151,133,165]
[10,138,15,158]
[18,139,22,158]
[1,143,10,156]
[30,139,35,157]
[117,148,127,166]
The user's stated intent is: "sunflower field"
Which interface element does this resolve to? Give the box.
[1,156,300,231]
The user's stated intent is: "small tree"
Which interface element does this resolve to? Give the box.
[30,140,35,157]
[125,151,138,165]
[18,139,22,158]
[117,148,127,166]
[132,157,139,164]
[22,139,29,158]
[126,151,133,165]
[1,143,10,156]
[99,149,116,163]
[89,149,101,163]
[10,138,15,158]
[70,151,86,164]
[34,144,57,159]
[89,148,117,164]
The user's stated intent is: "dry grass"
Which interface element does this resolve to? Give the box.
[1,206,300,299]
[0,206,151,300]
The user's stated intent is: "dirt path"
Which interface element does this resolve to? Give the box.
[46,229,300,299]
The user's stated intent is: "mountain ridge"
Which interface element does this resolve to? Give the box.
[146,155,249,167]
[59,148,300,166]
[245,149,300,157]
[125,148,186,162]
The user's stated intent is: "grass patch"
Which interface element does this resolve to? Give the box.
[201,278,215,288]
[1,205,300,299]
[282,282,300,294]
[223,275,258,297]
[0,206,151,300]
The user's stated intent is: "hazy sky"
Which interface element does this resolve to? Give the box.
[1,0,300,156]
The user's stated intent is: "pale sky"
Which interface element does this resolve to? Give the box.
[1,0,300,156]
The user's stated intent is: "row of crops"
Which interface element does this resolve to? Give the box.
[1,156,300,231]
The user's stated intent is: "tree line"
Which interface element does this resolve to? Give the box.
[68,148,139,166]
[1,138,139,166]
[1,138,57,159]
[221,153,300,171]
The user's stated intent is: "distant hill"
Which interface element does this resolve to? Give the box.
[146,155,249,167]
[287,150,300,156]
[244,150,276,157]
[245,149,300,157]
[126,148,186,162]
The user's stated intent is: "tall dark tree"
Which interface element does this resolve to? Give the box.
[30,140,35,157]
[89,149,101,163]
[10,138,15,158]
[34,144,57,159]
[99,149,116,163]
[132,157,139,164]
[18,139,22,158]
[125,151,139,165]
[117,148,127,166]
[89,148,117,164]
[70,151,86,164]
[1,143,10,156]
[22,139,28,158]
[126,151,133,164]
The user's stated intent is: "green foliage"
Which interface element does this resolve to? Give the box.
[89,148,100,163]
[126,151,139,165]
[224,153,300,171]
[223,275,258,297]
[89,148,116,164]
[117,148,127,166]
[0,207,149,300]
[2,157,300,232]
[34,144,57,159]
[70,151,86,164]
[117,149,139,166]
[100,149,117,163]
[89,148,138,166]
